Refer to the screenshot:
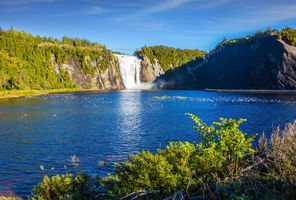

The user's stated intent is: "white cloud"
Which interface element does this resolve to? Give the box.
[211,3,296,31]
[257,4,296,22]
[3,5,29,13]
[0,0,54,6]
[144,0,236,13]
[87,6,105,14]
[0,0,56,13]
[194,0,234,9]
[127,22,166,30]
[146,0,194,13]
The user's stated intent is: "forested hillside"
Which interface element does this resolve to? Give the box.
[0,28,116,90]
[135,46,206,72]
[2,27,295,91]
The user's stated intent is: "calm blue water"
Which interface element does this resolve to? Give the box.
[1,90,296,197]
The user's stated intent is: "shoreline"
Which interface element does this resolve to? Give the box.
[0,88,87,100]
[2,88,296,100]
[205,88,296,94]
[0,88,130,100]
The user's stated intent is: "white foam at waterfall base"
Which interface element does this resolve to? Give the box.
[115,54,151,89]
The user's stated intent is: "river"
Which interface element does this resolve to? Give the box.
[1,90,296,197]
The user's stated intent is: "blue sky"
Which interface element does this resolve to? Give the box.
[0,0,296,53]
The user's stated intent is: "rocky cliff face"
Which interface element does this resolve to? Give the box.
[155,34,296,90]
[51,54,125,90]
[101,60,125,90]
[140,56,165,83]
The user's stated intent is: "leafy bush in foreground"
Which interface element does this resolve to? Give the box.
[101,114,256,199]
[32,115,296,200]
[186,113,257,181]
[102,141,197,198]
[33,173,98,200]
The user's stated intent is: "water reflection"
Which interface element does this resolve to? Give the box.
[116,91,145,154]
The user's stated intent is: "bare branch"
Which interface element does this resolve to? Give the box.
[120,190,159,200]
[95,193,116,199]
[239,157,266,174]
[164,191,188,200]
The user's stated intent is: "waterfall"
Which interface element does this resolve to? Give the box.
[98,74,105,90]
[115,54,150,89]
[95,62,105,90]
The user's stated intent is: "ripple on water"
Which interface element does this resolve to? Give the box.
[1,90,296,197]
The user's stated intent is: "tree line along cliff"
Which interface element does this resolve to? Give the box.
[0,28,124,90]
[1,27,296,91]
[135,46,206,72]
[0,28,206,91]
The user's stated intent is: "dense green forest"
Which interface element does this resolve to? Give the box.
[135,46,206,72]
[0,28,114,90]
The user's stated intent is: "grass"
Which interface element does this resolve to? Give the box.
[0,88,83,99]
[0,197,23,200]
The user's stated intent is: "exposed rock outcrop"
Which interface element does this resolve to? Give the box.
[154,34,296,90]
[140,56,164,83]
[50,54,125,90]
[101,61,125,90]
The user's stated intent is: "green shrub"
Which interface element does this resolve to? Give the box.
[101,114,257,199]
[33,173,99,200]
[102,141,197,198]
[278,27,296,46]
[186,113,257,181]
